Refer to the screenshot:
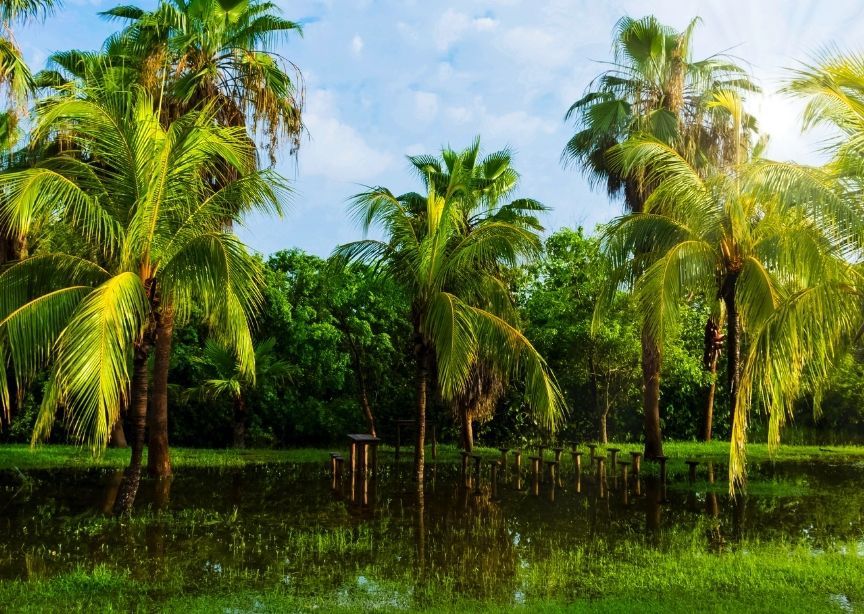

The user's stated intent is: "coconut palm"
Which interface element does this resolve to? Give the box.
[0,88,286,513]
[563,15,758,458]
[407,139,547,451]
[0,0,60,263]
[601,93,862,487]
[99,0,304,476]
[188,337,292,448]
[336,144,565,488]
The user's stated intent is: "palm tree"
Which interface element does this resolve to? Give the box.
[601,92,861,487]
[0,0,60,263]
[101,0,304,159]
[563,15,757,458]
[336,143,565,488]
[407,139,548,451]
[100,0,304,477]
[187,337,292,448]
[0,89,286,513]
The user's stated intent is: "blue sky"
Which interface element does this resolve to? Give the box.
[16,0,864,256]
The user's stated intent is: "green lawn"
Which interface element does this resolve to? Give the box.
[1,440,863,471]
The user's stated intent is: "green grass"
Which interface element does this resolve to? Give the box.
[1,534,860,613]
[2,441,863,472]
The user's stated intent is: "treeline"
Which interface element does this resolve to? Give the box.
[7,229,860,448]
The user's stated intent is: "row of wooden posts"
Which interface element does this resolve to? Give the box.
[330,439,709,488]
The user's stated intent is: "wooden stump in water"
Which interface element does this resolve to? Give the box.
[656,456,668,484]
[571,450,583,473]
[587,443,597,462]
[630,452,642,476]
[608,448,620,469]
[686,460,699,484]
[513,449,522,473]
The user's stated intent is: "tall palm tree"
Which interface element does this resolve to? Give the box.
[188,337,292,448]
[601,92,862,488]
[407,139,547,451]
[563,15,757,458]
[0,89,286,513]
[100,0,304,477]
[336,143,565,489]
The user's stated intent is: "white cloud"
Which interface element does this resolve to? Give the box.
[301,90,393,183]
[473,16,498,31]
[481,110,557,142]
[414,91,440,121]
[436,9,471,51]
[351,34,364,55]
[405,143,427,156]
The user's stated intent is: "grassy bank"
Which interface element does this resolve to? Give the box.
[2,441,864,472]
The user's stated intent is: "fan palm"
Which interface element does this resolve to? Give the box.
[563,15,758,457]
[601,94,862,487]
[188,337,292,448]
[336,145,565,488]
[0,89,285,513]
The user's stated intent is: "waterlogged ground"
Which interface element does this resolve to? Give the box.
[0,448,863,612]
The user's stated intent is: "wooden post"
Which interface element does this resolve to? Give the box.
[350,442,357,474]
[657,456,668,484]
[597,457,606,498]
[498,448,509,465]
[359,443,368,475]
[530,456,540,482]
[608,448,620,469]
[330,453,338,477]
[620,461,629,483]
[490,460,499,499]
[571,450,582,473]
[686,460,699,484]
[553,447,563,464]
[513,449,522,473]
[630,452,642,475]
[537,444,545,462]
[587,444,597,462]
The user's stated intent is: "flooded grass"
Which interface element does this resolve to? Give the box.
[0,444,863,611]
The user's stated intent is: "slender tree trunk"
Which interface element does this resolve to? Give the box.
[722,279,741,430]
[414,339,429,488]
[701,318,721,442]
[109,418,128,449]
[641,325,663,459]
[114,346,150,516]
[600,383,610,445]
[147,307,174,478]
[353,354,376,436]
[461,407,473,453]
[232,395,247,448]
[588,352,603,442]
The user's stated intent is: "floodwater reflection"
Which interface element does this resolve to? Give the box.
[0,459,862,601]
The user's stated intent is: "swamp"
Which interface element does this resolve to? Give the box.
[3,1,864,612]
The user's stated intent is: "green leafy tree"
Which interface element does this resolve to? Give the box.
[563,15,757,458]
[337,141,565,486]
[521,228,640,444]
[0,89,285,512]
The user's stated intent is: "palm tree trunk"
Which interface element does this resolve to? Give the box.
[702,318,721,442]
[722,279,741,430]
[600,382,610,445]
[461,407,474,453]
[109,418,128,449]
[147,306,174,478]
[414,340,429,488]
[232,395,246,448]
[113,346,150,516]
[641,324,663,459]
